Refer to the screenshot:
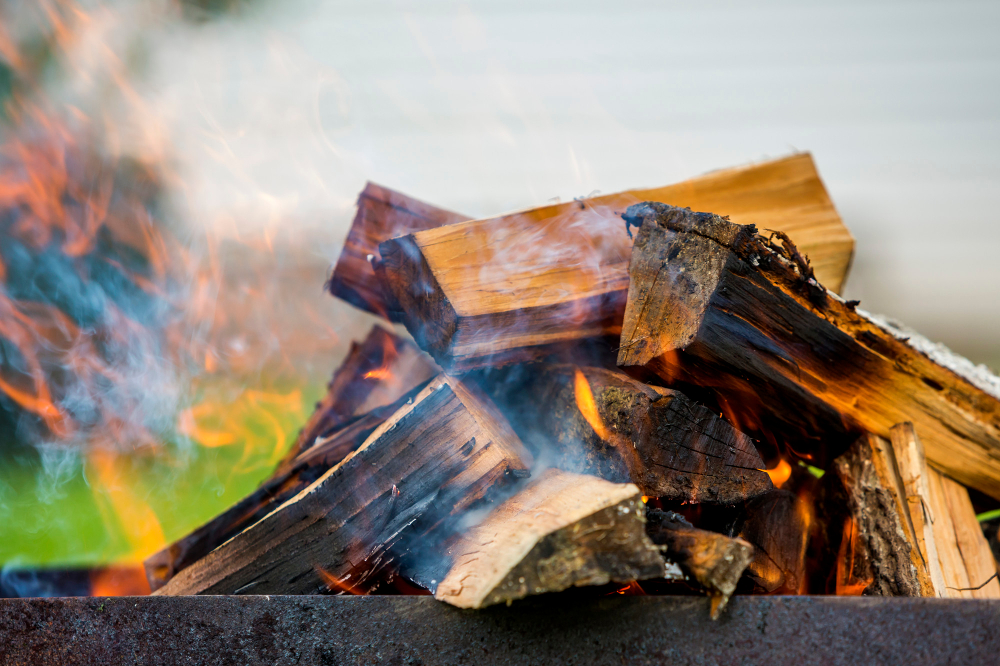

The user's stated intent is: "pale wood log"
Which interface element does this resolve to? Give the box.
[155,375,532,596]
[825,434,931,596]
[617,202,1000,499]
[434,469,675,609]
[934,469,1000,598]
[646,509,753,618]
[328,183,469,319]
[890,422,948,596]
[925,466,975,597]
[491,364,771,503]
[378,154,853,369]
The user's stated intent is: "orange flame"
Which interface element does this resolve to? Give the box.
[87,448,166,563]
[90,565,151,596]
[836,516,871,595]
[573,367,611,440]
[612,580,646,595]
[764,459,793,488]
[315,565,366,595]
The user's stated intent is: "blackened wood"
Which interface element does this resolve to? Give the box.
[328,183,470,320]
[617,202,1000,499]
[155,375,532,596]
[646,509,753,618]
[435,470,674,609]
[735,490,811,594]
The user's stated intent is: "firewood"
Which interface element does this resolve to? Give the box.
[328,183,470,319]
[277,325,439,472]
[489,364,772,503]
[824,434,932,596]
[434,469,676,609]
[155,375,532,596]
[645,509,753,618]
[378,154,853,369]
[734,489,811,594]
[926,467,1000,598]
[889,422,948,596]
[616,202,1000,499]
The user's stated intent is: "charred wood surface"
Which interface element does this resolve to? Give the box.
[328,183,470,320]
[617,202,1000,499]
[735,490,811,595]
[646,509,753,618]
[378,154,853,369]
[155,375,532,596]
[434,469,675,609]
[490,364,771,503]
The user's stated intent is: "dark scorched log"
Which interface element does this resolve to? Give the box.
[328,183,470,320]
[155,375,532,596]
[378,154,853,370]
[646,509,753,618]
[734,490,811,594]
[434,469,677,608]
[489,364,771,503]
[616,202,1000,499]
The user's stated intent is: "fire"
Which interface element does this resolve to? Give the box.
[612,580,646,595]
[315,565,366,595]
[87,448,166,563]
[764,459,793,488]
[573,367,611,440]
[90,565,151,597]
[836,516,871,595]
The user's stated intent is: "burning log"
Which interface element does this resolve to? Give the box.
[493,364,772,503]
[378,154,853,369]
[646,509,753,618]
[276,325,438,472]
[735,490,811,594]
[434,469,676,609]
[926,466,1000,598]
[328,183,470,320]
[155,375,532,596]
[825,434,932,596]
[616,202,1000,499]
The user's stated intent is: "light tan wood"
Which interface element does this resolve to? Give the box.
[937,471,1000,598]
[378,153,853,368]
[925,467,974,597]
[434,469,675,609]
[156,375,532,596]
[890,423,948,596]
[617,202,1000,500]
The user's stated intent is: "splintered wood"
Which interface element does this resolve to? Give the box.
[434,469,675,609]
[155,375,531,596]
[617,202,1000,499]
[378,154,853,369]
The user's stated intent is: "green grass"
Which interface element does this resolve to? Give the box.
[0,380,323,568]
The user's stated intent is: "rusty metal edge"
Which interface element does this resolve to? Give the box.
[1,595,997,665]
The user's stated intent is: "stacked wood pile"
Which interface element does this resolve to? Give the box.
[148,153,1000,611]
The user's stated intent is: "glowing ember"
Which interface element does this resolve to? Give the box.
[573,367,611,441]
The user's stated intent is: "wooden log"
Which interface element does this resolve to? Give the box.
[735,489,812,594]
[490,364,772,503]
[328,183,470,319]
[434,469,676,609]
[926,467,1000,598]
[616,202,1000,499]
[378,154,853,369]
[646,509,753,618]
[824,434,932,596]
[277,325,439,472]
[155,375,532,596]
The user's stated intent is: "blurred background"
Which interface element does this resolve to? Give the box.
[1,0,998,591]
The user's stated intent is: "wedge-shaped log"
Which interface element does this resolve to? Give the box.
[155,375,532,596]
[434,469,675,609]
[379,154,853,369]
[617,202,1000,499]
[646,509,753,618]
[495,364,771,503]
[276,325,438,473]
[825,434,932,596]
[328,183,470,319]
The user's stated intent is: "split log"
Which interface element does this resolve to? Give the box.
[735,490,811,594]
[378,154,853,369]
[646,509,753,618]
[824,434,932,596]
[328,183,469,319]
[616,202,1000,499]
[926,466,1000,598]
[490,364,772,503]
[276,325,438,472]
[434,469,676,609]
[155,375,532,596]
